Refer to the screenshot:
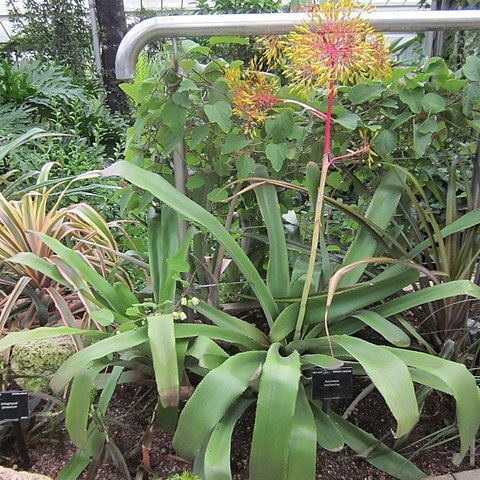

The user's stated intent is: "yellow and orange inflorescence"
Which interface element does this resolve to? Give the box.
[283,0,392,95]
[225,66,281,132]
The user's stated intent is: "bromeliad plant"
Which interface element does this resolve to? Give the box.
[2,5,480,480]
[92,6,480,475]
[0,159,132,337]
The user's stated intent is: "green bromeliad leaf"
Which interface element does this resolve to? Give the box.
[286,385,317,480]
[331,412,425,480]
[203,398,255,480]
[173,351,266,460]
[250,344,301,480]
[148,313,179,408]
[331,336,419,439]
[386,347,480,464]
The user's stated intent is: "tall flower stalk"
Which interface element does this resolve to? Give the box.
[227,0,391,341]
[288,0,391,340]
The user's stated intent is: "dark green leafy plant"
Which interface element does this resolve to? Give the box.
[194,0,282,14]
[5,0,94,76]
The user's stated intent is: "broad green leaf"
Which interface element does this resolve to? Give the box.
[348,82,384,104]
[301,354,344,369]
[462,82,480,116]
[419,118,440,134]
[204,101,232,133]
[209,35,249,45]
[270,268,418,342]
[190,124,209,148]
[179,79,199,92]
[250,344,301,480]
[372,130,397,157]
[194,301,268,347]
[310,399,344,452]
[424,57,449,80]
[255,184,290,299]
[326,171,350,190]
[408,368,452,394]
[387,347,480,464]
[442,78,465,94]
[237,154,256,179]
[172,91,191,107]
[162,99,187,135]
[57,367,123,480]
[66,362,108,450]
[413,125,431,158]
[331,412,425,480]
[182,39,209,55]
[175,323,264,351]
[333,111,360,130]
[90,309,114,327]
[103,162,278,325]
[187,336,229,370]
[349,311,410,347]
[463,56,480,81]
[50,327,147,393]
[421,93,447,114]
[173,351,266,460]
[391,112,413,130]
[148,313,179,408]
[332,335,419,438]
[207,187,228,202]
[157,126,182,155]
[186,173,206,190]
[265,112,294,142]
[220,134,250,154]
[286,385,317,480]
[209,78,230,104]
[203,398,254,480]
[0,326,103,352]
[399,87,423,113]
[266,143,288,172]
[339,169,406,286]
[374,280,480,318]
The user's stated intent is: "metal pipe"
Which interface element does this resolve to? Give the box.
[171,37,189,242]
[88,0,103,76]
[116,10,480,79]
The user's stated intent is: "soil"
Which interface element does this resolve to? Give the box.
[2,304,480,479]
[2,378,478,479]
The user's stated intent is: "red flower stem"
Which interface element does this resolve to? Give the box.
[323,86,335,157]
[294,83,335,341]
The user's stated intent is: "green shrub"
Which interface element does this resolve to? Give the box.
[5,0,94,77]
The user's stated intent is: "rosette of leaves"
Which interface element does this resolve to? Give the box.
[90,161,479,480]
[0,158,132,337]
[2,157,480,479]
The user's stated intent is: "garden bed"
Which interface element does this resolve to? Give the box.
[1,379,478,480]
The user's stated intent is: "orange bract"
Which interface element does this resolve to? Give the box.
[283,0,391,94]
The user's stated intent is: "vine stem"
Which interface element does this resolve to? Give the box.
[293,83,335,341]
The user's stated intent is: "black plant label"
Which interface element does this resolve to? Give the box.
[0,391,29,422]
[312,368,353,400]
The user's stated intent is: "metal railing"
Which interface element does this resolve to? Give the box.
[114,8,480,243]
[116,10,480,79]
